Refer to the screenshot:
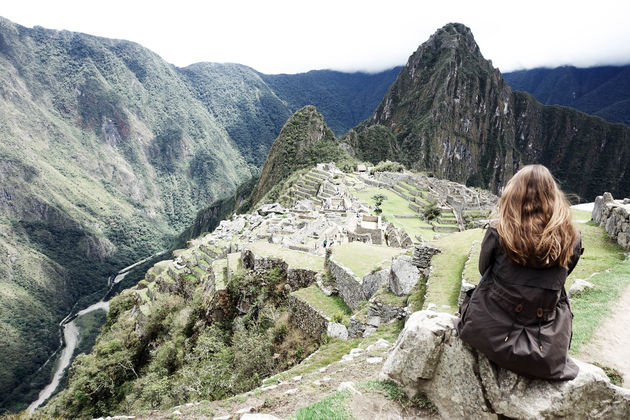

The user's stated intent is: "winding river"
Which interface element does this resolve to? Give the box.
[26,253,161,413]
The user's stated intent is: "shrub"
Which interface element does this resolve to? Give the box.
[423,201,441,221]
[370,160,405,174]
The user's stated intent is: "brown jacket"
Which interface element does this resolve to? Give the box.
[456,227,583,380]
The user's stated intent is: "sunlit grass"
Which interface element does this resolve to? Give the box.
[332,242,405,278]
[420,229,484,310]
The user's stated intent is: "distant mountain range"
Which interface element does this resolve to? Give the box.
[344,23,629,200]
[0,16,397,412]
[504,65,630,127]
[2,14,630,414]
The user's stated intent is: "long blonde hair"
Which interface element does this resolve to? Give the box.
[496,165,578,267]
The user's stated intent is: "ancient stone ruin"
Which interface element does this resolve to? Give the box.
[592,192,630,250]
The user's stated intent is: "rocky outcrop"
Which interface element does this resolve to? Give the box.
[592,192,630,250]
[389,256,421,296]
[382,311,630,419]
[346,23,630,200]
[361,268,390,298]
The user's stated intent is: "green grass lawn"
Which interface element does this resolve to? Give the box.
[461,239,482,286]
[246,242,324,272]
[351,186,436,241]
[352,186,417,217]
[572,261,630,354]
[292,285,352,322]
[331,242,405,278]
[419,228,484,310]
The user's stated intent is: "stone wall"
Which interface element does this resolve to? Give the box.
[328,258,365,310]
[412,244,441,275]
[592,192,630,250]
[348,231,373,244]
[288,294,329,338]
[287,268,318,289]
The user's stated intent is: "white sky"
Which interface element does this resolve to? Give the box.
[2,0,630,74]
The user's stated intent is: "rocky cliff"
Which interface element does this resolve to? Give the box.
[345,23,630,200]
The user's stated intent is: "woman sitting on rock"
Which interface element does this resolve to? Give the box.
[457,164,583,380]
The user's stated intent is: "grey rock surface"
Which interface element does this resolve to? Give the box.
[361,268,390,299]
[382,310,630,419]
[568,278,594,298]
[389,255,421,296]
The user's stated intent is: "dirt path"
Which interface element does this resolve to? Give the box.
[579,283,630,387]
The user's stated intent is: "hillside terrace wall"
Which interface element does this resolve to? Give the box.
[328,258,365,310]
[592,192,630,250]
[288,295,329,338]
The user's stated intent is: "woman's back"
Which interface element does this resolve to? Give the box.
[456,165,583,380]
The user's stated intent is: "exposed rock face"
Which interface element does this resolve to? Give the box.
[345,23,630,199]
[361,268,390,298]
[389,256,421,296]
[592,192,630,250]
[382,311,630,419]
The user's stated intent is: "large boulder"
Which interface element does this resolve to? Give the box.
[382,310,630,419]
[389,255,421,296]
[361,268,390,299]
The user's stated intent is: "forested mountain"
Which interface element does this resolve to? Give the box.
[0,16,397,412]
[344,23,630,200]
[504,65,630,127]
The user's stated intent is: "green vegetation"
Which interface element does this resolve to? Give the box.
[372,194,386,215]
[420,229,484,309]
[423,201,441,221]
[42,264,319,417]
[74,310,108,356]
[592,363,624,386]
[246,242,324,272]
[290,390,353,420]
[370,160,405,174]
[332,242,405,278]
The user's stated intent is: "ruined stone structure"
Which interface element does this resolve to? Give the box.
[592,192,630,250]
[288,295,329,338]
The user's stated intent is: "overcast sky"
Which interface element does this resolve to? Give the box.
[2,0,630,74]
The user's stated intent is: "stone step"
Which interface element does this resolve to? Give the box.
[433,225,461,233]
[302,177,320,188]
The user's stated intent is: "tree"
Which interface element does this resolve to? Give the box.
[372,194,387,215]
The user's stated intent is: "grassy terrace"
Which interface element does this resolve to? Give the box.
[211,252,242,290]
[246,241,324,272]
[331,242,406,278]
[292,285,352,323]
[417,228,484,310]
[351,185,435,241]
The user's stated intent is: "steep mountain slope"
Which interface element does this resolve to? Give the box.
[180,63,400,166]
[261,68,402,135]
[250,105,354,206]
[0,17,251,411]
[344,23,630,200]
[504,65,630,127]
